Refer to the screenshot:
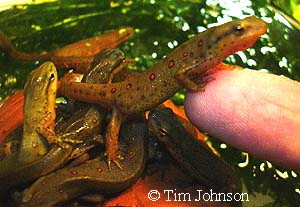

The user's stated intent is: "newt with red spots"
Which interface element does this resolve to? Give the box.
[60,16,267,167]
[19,121,147,207]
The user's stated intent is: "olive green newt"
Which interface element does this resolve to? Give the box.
[0,27,133,72]
[19,62,58,162]
[60,16,267,167]
[148,108,242,207]
[0,60,109,195]
[0,95,104,196]
[0,62,58,165]
[19,121,147,207]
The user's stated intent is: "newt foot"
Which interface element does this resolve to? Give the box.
[107,153,124,170]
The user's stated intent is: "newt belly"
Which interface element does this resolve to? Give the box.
[60,16,267,114]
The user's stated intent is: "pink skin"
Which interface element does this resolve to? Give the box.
[185,69,300,170]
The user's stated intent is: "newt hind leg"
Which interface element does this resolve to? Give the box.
[105,107,125,170]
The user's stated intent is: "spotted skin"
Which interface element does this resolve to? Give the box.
[19,121,147,207]
[0,49,125,195]
[60,16,267,114]
[20,62,58,162]
[60,16,267,167]
[61,48,129,168]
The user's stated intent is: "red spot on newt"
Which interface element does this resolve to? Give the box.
[126,83,132,90]
[97,167,103,173]
[198,39,203,47]
[70,170,78,175]
[111,88,117,93]
[41,181,47,185]
[58,189,64,193]
[149,73,155,80]
[168,60,175,68]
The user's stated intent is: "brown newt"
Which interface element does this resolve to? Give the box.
[0,48,127,194]
[0,63,109,197]
[59,16,267,167]
[0,105,104,202]
[0,27,133,72]
[148,108,242,207]
[56,47,125,161]
[0,62,58,196]
[19,121,147,207]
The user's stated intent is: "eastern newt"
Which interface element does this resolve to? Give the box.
[0,95,104,198]
[20,62,58,162]
[19,121,147,207]
[0,106,104,201]
[0,27,133,72]
[0,49,128,198]
[60,16,267,167]
[148,108,242,207]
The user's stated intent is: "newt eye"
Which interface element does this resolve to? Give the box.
[235,24,245,35]
[159,128,168,136]
[49,73,55,81]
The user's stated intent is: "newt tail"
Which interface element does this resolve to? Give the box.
[0,27,133,72]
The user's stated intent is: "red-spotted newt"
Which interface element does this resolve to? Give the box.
[0,27,133,72]
[0,48,127,194]
[19,62,58,162]
[0,48,126,158]
[56,47,126,161]
[0,106,104,201]
[148,107,242,207]
[60,16,267,167]
[19,121,147,207]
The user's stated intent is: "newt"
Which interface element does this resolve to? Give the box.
[0,27,133,72]
[148,108,242,207]
[59,16,267,167]
[19,62,58,161]
[0,105,104,201]
[57,48,128,160]
[19,121,147,207]
[0,48,128,194]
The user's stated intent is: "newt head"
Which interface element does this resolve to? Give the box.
[147,108,177,143]
[200,16,267,59]
[24,61,57,108]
